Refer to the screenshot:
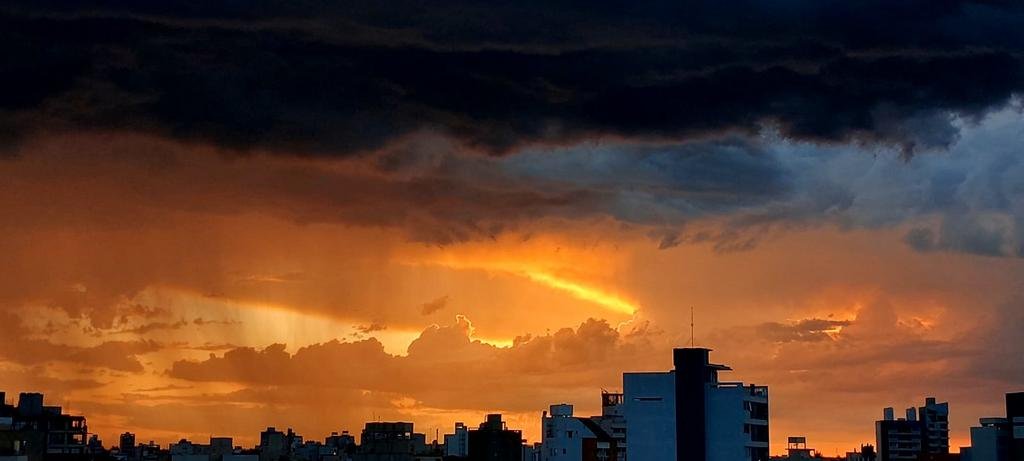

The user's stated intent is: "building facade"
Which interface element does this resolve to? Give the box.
[963,418,1011,461]
[444,422,469,457]
[1009,393,1024,461]
[0,392,88,460]
[622,348,769,461]
[541,404,624,461]
[876,398,950,461]
[920,398,950,455]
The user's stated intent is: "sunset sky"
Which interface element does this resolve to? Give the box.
[2,1,1024,456]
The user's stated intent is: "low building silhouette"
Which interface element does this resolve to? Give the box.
[0,391,88,461]
[466,415,521,461]
[354,422,415,461]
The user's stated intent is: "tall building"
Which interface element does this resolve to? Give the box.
[467,414,522,461]
[876,407,924,461]
[621,348,769,461]
[876,397,950,461]
[1009,393,1024,461]
[920,398,951,454]
[121,432,138,460]
[259,427,288,461]
[594,391,627,456]
[444,422,470,457]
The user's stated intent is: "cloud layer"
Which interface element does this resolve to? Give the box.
[2,1,1023,154]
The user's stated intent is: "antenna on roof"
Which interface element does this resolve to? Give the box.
[690,306,695,347]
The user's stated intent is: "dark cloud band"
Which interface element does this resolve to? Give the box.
[2,1,1023,154]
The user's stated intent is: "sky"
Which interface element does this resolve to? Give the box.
[2,0,1024,456]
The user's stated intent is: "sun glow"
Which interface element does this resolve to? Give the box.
[523,270,638,315]
[396,234,641,317]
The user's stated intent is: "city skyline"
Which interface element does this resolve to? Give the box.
[1,348,1020,455]
[3,1,1024,459]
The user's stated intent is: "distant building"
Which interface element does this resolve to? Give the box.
[443,423,469,457]
[467,414,522,461]
[224,455,259,461]
[354,422,415,461]
[121,432,138,459]
[211,437,234,461]
[325,431,356,455]
[540,404,624,461]
[844,445,877,461]
[260,427,290,461]
[622,348,769,461]
[777,437,815,460]
[171,437,213,461]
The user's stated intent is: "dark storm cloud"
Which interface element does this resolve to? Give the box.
[2,1,1023,154]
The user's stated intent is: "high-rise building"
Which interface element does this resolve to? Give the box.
[877,406,924,461]
[920,398,950,454]
[876,397,949,461]
[121,432,138,460]
[622,348,769,461]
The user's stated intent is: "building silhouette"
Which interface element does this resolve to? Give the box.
[920,398,951,455]
[876,398,949,461]
[961,392,1024,461]
[443,423,469,458]
[120,432,138,460]
[467,415,521,461]
[354,422,416,461]
[0,391,88,460]
[1009,393,1024,461]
